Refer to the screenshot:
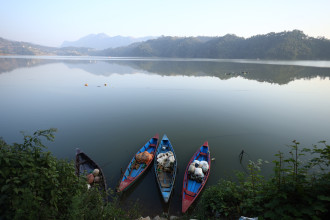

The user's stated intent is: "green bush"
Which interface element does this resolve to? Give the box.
[0,129,140,220]
[195,141,330,220]
[0,129,83,219]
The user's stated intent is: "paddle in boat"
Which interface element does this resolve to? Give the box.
[182,141,210,213]
[118,134,159,192]
[154,134,177,203]
[75,148,108,198]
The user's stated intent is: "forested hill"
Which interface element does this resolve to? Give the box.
[97,30,330,60]
[1,30,330,59]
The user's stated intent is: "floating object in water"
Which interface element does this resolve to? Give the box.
[84,83,88,87]
[211,158,216,161]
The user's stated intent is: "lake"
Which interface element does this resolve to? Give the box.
[1,56,330,216]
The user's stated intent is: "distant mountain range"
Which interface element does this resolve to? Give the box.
[1,30,330,60]
[61,33,157,50]
[0,37,95,56]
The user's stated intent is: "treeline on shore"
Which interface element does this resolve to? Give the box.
[0,129,329,219]
[1,30,330,60]
[98,30,330,60]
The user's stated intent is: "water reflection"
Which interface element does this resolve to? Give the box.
[1,56,330,216]
[1,56,330,85]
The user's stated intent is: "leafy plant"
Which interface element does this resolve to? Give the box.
[194,141,330,219]
[0,129,140,220]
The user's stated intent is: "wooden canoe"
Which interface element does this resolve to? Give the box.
[118,134,159,192]
[154,134,177,203]
[75,148,108,198]
[182,141,211,213]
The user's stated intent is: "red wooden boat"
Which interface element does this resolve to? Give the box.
[182,141,211,213]
[118,134,159,192]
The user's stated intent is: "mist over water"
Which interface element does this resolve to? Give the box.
[1,57,330,215]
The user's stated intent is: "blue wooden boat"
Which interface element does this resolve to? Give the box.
[118,134,159,192]
[154,134,177,203]
[182,141,210,213]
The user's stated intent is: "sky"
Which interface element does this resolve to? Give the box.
[1,0,330,47]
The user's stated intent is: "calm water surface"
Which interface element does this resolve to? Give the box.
[1,56,330,215]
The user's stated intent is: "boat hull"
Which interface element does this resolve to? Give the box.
[182,141,210,213]
[75,148,108,200]
[118,134,159,192]
[154,134,177,203]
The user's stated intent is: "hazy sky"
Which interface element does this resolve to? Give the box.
[1,0,330,47]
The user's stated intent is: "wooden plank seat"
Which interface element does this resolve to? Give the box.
[77,160,87,165]
[184,189,196,197]
[158,171,171,188]
[163,187,171,192]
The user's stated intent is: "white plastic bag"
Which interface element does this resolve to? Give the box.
[188,163,195,174]
[157,153,165,159]
[167,151,174,157]
[194,167,204,178]
[193,160,201,167]
[168,155,175,163]
[157,157,166,165]
[158,151,175,168]
[200,161,209,173]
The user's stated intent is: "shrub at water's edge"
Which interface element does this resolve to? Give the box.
[195,141,330,220]
[0,129,140,220]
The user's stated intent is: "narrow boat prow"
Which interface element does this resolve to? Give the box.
[153,133,159,140]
